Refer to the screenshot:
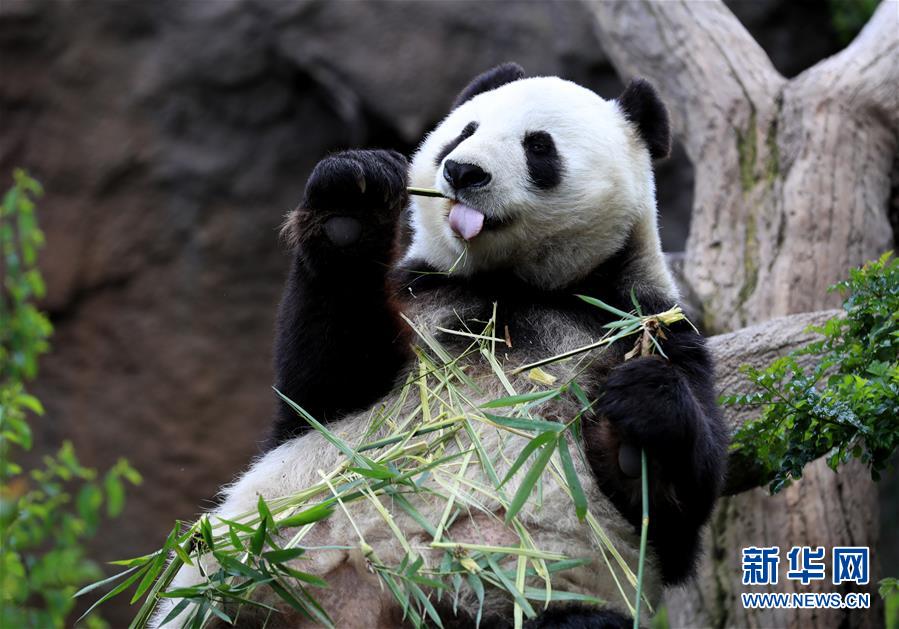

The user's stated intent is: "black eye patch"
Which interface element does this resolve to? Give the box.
[434,121,479,166]
[523,131,563,190]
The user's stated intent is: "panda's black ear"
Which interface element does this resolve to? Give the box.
[617,78,671,160]
[451,62,525,110]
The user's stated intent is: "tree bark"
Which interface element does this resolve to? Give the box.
[584,1,897,627]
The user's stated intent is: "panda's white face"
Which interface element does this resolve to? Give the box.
[405,76,660,290]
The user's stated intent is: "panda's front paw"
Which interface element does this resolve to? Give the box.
[596,356,698,458]
[294,149,409,253]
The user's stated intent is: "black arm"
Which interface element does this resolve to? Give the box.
[585,320,728,584]
[269,150,412,448]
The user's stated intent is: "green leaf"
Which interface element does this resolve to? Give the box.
[262,548,307,563]
[500,431,558,488]
[214,553,267,581]
[207,604,233,625]
[576,294,637,320]
[505,435,559,523]
[557,437,588,521]
[409,582,444,628]
[73,565,141,598]
[173,543,194,567]
[629,286,644,316]
[257,495,274,526]
[277,503,335,529]
[278,566,329,588]
[157,598,192,627]
[218,516,255,534]
[485,554,536,618]
[348,465,397,480]
[250,516,267,556]
[483,413,564,433]
[480,389,561,409]
[15,393,44,415]
[274,389,368,468]
[76,562,149,623]
[130,551,167,604]
[227,525,243,551]
[521,586,603,604]
[105,473,125,517]
[200,516,215,551]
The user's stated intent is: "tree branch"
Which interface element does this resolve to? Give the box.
[800,0,899,133]
[706,309,841,494]
[582,0,784,162]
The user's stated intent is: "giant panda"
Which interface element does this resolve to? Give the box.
[156,63,727,629]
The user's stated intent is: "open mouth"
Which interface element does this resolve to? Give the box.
[447,202,513,241]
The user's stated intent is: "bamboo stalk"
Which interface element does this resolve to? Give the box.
[407,187,446,198]
[633,451,649,629]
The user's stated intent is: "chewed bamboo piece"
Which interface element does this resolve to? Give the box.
[407,186,447,198]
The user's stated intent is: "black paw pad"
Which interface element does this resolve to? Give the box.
[323,216,362,247]
[618,443,642,478]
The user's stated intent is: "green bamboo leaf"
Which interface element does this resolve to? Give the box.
[274,388,369,468]
[268,580,313,617]
[76,563,149,623]
[544,558,592,574]
[214,553,267,581]
[629,286,643,316]
[480,390,560,409]
[521,586,603,603]
[277,503,335,528]
[406,553,424,576]
[157,598,192,627]
[405,573,447,590]
[228,525,243,551]
[250,516,267,556]
[576,295,637,320]
[263,548,306,563]
[387,491,437,537]
[500,431,558,488]
[199,516,215,551]
[483,413,564,433]
[217,517,255,534]
[485,554,536,618]
[557,437,588,521]
[257,495,274,526]
[207,604,233,625]
[467,573,485,628]
[159,586,207,598]
[73,565,140,598]
[348,465,397,479]
[410,582,444,628]
[130,549,167,604]
[278,566,329,588]
[167,541,191,567]
[505,436,559,524]
[187,599,209,629]
[568,382,592,410]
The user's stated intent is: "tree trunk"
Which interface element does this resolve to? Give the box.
[583,1,898,627]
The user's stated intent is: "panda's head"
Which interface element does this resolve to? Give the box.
[405,63,672,291]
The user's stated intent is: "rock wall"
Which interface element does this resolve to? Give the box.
[0,0,841,624]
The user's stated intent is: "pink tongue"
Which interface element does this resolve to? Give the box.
[448,203,485,241]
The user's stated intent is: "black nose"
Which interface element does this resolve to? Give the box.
[443,160,491,190]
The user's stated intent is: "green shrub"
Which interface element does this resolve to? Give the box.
[827,0,879,44]
[0,169,141,628]
[728,252,899,493]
